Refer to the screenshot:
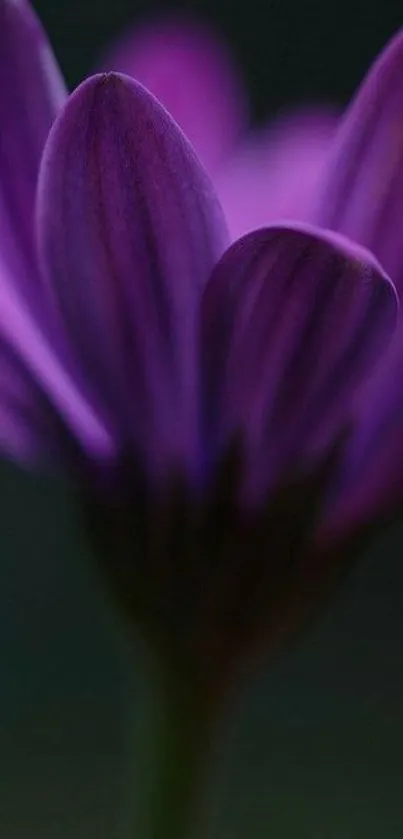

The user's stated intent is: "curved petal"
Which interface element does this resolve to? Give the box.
[0,0,66,302]
[36,72,229,482]
[200,224,397,502]
[313,29,403,295]
[100,15,248,174]
[217,108,338,240]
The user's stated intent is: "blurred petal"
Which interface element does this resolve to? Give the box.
[101,15,248,173]
[313,29,403,294]
[324,331,403,537]
[0,262,113,467]
[217,108,338,239]
[201,224,397,501]
[37,73,229,480]
[0,342,51,465]
[0,0,66,301]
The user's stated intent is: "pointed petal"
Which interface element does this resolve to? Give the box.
[0,0,66,300]
[101,16,248,174]
[217,108,338,240]
[313,29,403,294]
[200,224,397,501]
[37,72,229,481]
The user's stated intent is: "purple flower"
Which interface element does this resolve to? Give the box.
[102,14,338,240]
[103,16,403,543]
[0,1,402,685]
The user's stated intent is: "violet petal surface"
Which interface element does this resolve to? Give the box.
[201,224,397,501]
[37,72,229,481]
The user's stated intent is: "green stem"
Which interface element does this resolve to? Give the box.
[132,661,216,839]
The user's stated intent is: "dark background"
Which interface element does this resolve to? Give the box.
[2,1,403,837]
[32,0,403,118]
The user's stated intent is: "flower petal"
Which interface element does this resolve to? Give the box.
[0,342,51,465]
[0,0,66,300]
[313,29,403,294]
[0,259,113,468]
[100,15,248,174]
[217,108,338,240]
[37,72,229,482]
[200,224,397,501]
[324,330,403,538]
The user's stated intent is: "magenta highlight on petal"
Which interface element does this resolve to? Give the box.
[101,13,339,240]
[100,13,249,175]
[1,4,403,691]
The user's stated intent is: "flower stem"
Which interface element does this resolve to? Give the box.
[132,660,216,839]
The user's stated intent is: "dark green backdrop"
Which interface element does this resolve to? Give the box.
[1,1,403,836]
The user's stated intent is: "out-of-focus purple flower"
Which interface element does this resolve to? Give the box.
[102,15,338,239]
[0,1,402,686]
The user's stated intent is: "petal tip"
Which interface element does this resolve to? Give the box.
[100,13,248,172]
[373,27,403,74]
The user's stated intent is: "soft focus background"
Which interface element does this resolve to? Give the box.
[2,1,403,837]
